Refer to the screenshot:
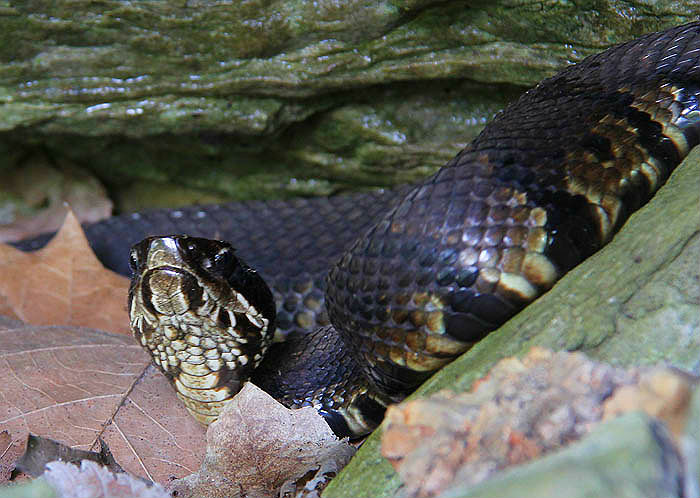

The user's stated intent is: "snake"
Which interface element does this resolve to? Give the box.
[16,22,700,438]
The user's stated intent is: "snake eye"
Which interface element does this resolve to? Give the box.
[129,249,139,273]
[207,248,236,278]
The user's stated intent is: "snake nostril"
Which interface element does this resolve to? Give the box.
[217,308,231,328]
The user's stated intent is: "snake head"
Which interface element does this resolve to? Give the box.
[128,235,276,425]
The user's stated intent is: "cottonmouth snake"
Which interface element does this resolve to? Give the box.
[17,22,700,437]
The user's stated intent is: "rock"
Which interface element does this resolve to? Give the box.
[380,349,696,498]
[602,368,696,440]
[683,384,700,496]
[0,5,694,206]
[437,412,685,498]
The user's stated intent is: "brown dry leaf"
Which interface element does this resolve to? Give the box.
[0,297,20,322]
[0,208,129,335]
[170,383,356,498]
[15,434,123,478]
[0,321,206,483]
[42,460,169,498]
[0,430,25,483]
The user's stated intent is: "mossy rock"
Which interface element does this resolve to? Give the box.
[0,3,695,209]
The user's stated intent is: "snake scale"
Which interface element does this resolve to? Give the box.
[17,22,700,437]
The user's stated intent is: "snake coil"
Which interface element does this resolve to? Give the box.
[88,23,700,437]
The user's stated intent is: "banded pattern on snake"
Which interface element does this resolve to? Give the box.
[19,22,700,437]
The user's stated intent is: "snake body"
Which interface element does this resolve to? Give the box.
[18,23,700,437]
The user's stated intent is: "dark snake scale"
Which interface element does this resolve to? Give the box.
[18,22,700,437]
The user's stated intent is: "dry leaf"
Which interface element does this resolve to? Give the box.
[0,158,112,244]
[0,430,24,484]
[0,322,206,483]
[15,435,123,478]
[0,316,22,329]
[0,208,129,335]
[170,383,356,498]
[98,364,207,481]
[42,460,169,498]
[0,297,20,322]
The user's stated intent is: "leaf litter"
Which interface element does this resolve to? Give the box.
[0,158,112,244]
[0,209,355,497]
[15,434,123,478]
[169,383,356,498]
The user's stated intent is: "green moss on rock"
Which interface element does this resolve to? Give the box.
[0,4,694,206]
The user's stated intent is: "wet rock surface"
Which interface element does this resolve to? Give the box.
[0,3,694,209]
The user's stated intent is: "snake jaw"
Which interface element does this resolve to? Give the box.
[128,235,276,425]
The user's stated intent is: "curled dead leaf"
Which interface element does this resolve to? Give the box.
[0,431,24,484]
[170,383,356,498]
[14,434,123,478]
